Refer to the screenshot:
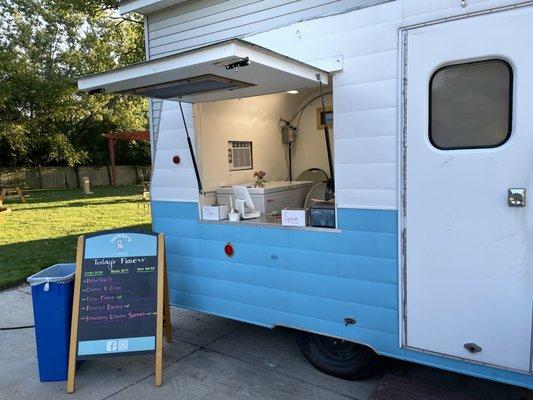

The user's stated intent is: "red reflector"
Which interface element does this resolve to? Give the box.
[224,243,234,257]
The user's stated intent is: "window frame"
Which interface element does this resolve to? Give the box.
[428,58,514,151]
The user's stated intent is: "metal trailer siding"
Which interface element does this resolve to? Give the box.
[153,201,400,354]
[152,200,532,388]
[142,0,533,389]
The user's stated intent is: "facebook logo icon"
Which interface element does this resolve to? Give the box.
[106,340,118,352]
[106,339,128,352]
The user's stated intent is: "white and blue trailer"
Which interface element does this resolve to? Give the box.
[79,0,533,389]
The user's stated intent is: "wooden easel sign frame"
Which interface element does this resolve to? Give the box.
[67,230,171,393]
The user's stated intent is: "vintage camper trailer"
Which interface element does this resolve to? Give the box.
[78,0,533,389]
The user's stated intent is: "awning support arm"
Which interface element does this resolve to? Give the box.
[179,102,203,194]
[318,78,334,193]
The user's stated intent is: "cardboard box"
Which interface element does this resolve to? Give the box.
[281,208,308,227]
[202,205,229,221]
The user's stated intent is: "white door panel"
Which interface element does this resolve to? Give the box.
[405,7,533,372]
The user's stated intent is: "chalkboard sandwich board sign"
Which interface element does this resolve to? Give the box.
[67,230,171,394]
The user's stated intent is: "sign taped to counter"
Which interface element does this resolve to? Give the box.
[67,230,171,393]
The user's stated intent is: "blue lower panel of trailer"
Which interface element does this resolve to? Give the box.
[151,201,532,389]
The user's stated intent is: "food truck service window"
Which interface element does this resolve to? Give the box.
[198,89,336,231]
[76,40,339,231]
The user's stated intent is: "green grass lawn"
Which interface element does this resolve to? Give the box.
[0,185,151,290]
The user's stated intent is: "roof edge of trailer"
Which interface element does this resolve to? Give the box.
[118,0,189,15]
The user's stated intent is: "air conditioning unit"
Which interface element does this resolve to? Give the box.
[228,141,253,171]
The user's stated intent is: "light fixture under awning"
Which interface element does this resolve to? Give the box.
[128,74,254,99]
[77,39,330,103]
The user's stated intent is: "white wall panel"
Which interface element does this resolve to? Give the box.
[334,108,397,140]
[337,51,397,86]
[335,188,397,210]
[335,163,397,189]
[150,186,199,202]
[150,164,198,188]
[335,136,397,165]
[334,79,398,113]
[251,24,398,62]
[402,0,518,22]
[155,130,189,150]
[151,101,199,202]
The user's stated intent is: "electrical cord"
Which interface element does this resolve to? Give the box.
[280,90,333,180]
[0,324,34,330]
[283,146,291,181]
[291,91,333,131]
[318,81,334,192]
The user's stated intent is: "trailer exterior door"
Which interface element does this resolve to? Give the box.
[405,7,533,372]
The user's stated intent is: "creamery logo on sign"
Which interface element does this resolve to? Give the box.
[110,233,132,254]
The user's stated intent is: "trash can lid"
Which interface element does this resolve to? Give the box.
[27,263,76,286]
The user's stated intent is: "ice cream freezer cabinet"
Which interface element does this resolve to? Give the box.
[215,181,313,215]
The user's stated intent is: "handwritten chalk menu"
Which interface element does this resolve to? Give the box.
[76,231,159,358]
[68,230,169,393]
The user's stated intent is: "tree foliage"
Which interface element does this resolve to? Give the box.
[0,0,150,167]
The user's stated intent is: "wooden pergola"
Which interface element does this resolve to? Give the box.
[103,131,150,186]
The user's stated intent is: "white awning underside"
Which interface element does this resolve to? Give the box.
[77,39,330,104]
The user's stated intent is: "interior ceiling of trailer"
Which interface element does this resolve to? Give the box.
[77,39,331,104]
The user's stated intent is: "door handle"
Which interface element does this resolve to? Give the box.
[508,188,526,207]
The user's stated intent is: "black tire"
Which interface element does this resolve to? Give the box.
[294,331,382,380]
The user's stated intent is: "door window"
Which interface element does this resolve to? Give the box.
[429,59,512,149]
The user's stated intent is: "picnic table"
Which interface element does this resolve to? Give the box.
[0,186,28,206]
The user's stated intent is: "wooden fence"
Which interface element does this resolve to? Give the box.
[0,166,151,189]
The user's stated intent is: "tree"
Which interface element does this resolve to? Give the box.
[0,0,149,167]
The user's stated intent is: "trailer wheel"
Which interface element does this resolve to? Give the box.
[294,331,381,380]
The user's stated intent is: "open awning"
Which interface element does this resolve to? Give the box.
[77,39,330,103]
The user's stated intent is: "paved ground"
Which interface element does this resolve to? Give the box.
[0,286,529,400]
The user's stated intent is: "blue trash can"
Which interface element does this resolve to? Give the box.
[27,263,76,382]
